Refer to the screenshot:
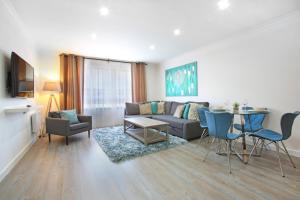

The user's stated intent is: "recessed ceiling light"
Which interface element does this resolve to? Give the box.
[91,33,97,40]
[99,6,110,16]
[174,28,181,36]
[218,0,230,10]
[149,45,155,50]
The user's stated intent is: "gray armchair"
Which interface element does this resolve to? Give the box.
[46,112,92,145]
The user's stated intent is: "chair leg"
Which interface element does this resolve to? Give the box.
[216,139,221,154]
[249,138,260,161]
[48,134,51,142]
[66,136,69,145]
[252,137,258,154]
[275,142,284,177]
[198,129,206,144]
[227,140,232,174]
[259,139,265,155]
[88,130,90,138]
[281,141,296,168]
[203,138,215,162]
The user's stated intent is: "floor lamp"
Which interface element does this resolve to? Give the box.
[40,81,61,137]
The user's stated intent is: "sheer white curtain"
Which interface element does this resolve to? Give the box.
[83,59,132,128]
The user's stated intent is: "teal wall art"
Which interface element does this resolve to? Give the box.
[165,62,198,96]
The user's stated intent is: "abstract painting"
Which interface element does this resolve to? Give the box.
[165,62,198,96]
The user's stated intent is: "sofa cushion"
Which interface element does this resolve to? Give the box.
[126,102,140,115]
[70,122,89,131]
[164,101,173,115]
[152,115,191,129]
[170,102,184,115]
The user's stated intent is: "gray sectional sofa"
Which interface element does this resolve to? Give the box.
[124,101,209,140]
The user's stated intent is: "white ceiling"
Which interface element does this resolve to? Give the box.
[9,0,300,62]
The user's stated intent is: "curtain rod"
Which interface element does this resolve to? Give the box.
[60,53,147,65]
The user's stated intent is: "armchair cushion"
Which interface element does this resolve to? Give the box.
[70,122,89,131]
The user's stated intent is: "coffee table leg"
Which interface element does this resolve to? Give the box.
[123,120,126,133]
[144,128,148,145]
[166,126,169,140]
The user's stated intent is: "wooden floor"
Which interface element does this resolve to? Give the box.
[1,132,300,200]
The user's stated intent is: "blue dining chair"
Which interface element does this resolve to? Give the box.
[197,107,209,143]
[204,111,244,173]
[233,106,266,153]
[248,111,300,177]
[234,106,266,132]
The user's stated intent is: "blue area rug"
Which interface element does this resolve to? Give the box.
[93,126,187,163]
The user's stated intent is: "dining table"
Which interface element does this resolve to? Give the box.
[211,108,270,164]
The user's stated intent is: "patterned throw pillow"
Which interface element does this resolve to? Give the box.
[157,102,165,114]
[188,103,202,121]
[60,109,80,124]
[139,103,152,115]
[182,103,190,119]
[173,105,184,118]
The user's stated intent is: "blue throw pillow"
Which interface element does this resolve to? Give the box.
[60,109,80,124]
[183,104,190,119]
[151,102,158,114]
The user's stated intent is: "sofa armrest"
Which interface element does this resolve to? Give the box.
[183,121,204,140]
[46,117,70,136]
[77,115,92,130]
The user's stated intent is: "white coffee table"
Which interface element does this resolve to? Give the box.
[124,117,169,145]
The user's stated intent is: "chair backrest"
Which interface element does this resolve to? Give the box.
[281,111,300,140]
[197,107,209,127]
[242,106,265,132]
[205,111,233,139]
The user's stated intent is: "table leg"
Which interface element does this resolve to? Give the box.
[166,126,169,140]
[144,128,148,145]
[123,120,126,133]
[241,115,248,163]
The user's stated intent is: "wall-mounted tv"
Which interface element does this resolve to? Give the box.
[9,52,34,98]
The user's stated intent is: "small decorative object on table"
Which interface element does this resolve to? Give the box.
[233,102,240,113]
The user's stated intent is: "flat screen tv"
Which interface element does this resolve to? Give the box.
[9,52,34,98]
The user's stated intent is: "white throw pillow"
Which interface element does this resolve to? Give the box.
[157,102,165,114]
[173,105,184,118]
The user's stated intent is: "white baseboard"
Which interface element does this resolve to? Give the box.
[0,138,36,183]
[286,148,300,158]
[267,144,300,158]
[244,137,300,158]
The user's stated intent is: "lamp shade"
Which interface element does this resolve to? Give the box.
[43,81,61,92]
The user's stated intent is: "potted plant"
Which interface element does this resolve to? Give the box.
[233,102,240,113]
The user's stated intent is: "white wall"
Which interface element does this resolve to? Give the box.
[0,0,38,181]
[157,12,300,156]
[145,63,162,101]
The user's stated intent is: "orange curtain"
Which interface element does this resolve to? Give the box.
[131,62,147,103]
[60,54,84,114]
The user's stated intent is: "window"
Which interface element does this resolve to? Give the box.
[84,59,132,127]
